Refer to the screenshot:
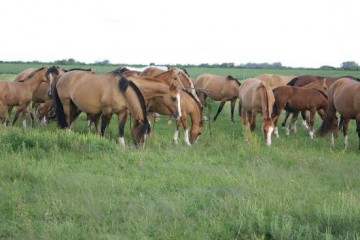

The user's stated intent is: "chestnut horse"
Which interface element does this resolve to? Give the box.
[0,67,49,127]
[53,70,150,147]
[194,74,241,123]
[318,77,360,149]
[126,74,202,145]
[255,74,297,88]
[272,85,328,139]
[280,79,328,134]
[287,75,360,88]
[238,78,275,146]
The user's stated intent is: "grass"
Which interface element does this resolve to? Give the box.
[0,65,360,239]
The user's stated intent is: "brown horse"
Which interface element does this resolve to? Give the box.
[0,67,49,127]
[287,75,360,88]
[280,79,328,134]
[238,78,275,146]
[318,77,360,149]
[194,73,241,123]
[272,85,328,139]
[53,70,150,147]
[255,74,297,88]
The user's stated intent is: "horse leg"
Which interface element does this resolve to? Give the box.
[213,100,226,122]
[6,106,14,126]
[117,112,128,145]
[0,104,9,126]
[180,116,191,146]
[281,111,291,128]
[173,118,181,144]
[356,115,360,150]
[342,117,350,147]
[250,111,257,132]
[301,110,309,130]
[230,98,237,123]
[289,111,299,134]
[11,106,24,126]
[308,110,316,139]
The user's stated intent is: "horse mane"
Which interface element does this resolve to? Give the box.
[118,76,150,137]
[314,88,328,99]
[65,68,93,72]
[340,75,360,81]
[183,90,203,112]
[17,67,46,82]
[180,68,190,77]
[287,76,299,86]
[46,66,60,76]
[226,75,241,86]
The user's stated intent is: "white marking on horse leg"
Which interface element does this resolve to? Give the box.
[266,127,274,146]
[41,117,47,125]
[173,130,179,144]
[177,93,182,118]
[344,135,348,147]
[274,127,279,138]
[184,129,191,146]
[309,131,314,139]
[331,133,335,147]
[285,127,290,136]
[22,119,27,128]
[118,137,125,146]
[302,120,309,130]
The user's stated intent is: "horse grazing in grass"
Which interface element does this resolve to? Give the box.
[238,78,275,146]
[280,79,328,133]
[272,85,328,139]
[255,74,297,88]
[53,70,150,147]
[318,77,360,149]
[0,67,49,127]
[194,74,241,123]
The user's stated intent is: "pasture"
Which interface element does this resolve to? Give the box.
[0,64,359,239]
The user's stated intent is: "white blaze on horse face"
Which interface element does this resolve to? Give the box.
[266,127,274,146]
[176,93,182,119]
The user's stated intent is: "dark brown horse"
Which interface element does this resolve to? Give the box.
[272,86,328,138]
[318,77,360,149]
[238,78,275,146]
[0,67,49,127]
[53,70,150,147]
[194,74,241,123]
[287,75,360,88]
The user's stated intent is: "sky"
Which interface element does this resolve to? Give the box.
[0,0,359,68]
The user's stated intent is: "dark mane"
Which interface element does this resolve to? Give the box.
[226,75,241,86]
[180,68,190,77]
[65,68,93,72]
[314,89,328,99]
[287,75,324,86]
[340,75,360,81]
[46,66,59,76]
[18,67,46,82]
[183,90,203,111]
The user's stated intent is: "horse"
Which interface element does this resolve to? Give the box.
[279,78,328,134]
[287,75,360,88]
[53,70,150,147]
[0,67,49,127]
[318,77,360,149]
[255,74,297,88]
[193,74,240,123]
[272,85,328,139]
[238,78,275,146]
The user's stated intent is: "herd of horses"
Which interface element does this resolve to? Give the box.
[1,66,360,149]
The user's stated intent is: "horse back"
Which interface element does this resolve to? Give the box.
[330,78,360,117]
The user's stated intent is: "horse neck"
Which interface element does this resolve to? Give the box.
[186,94,202,130]
[23,71,46,93]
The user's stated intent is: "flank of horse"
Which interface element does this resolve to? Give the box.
[0,67,49,127]
[194,74,241,123]
[279,79,328,134]
[238,78,275,146]
[318,77,360,149]
[255,74,297,88]
[272,85,328,139]
[53,70,150,147]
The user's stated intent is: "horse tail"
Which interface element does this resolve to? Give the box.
[53,84,68,128]
[259,82,272,119]
[118,75,151,137]
[317,88,337,137]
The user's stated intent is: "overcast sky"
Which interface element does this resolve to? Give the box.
[0,0,359,68]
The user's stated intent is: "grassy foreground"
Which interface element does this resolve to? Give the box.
[0,66,360,239]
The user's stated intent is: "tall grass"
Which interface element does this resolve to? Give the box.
[0,66,359,239]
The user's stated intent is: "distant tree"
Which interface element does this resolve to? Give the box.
[320,65,336,70]
[341,61,359,70]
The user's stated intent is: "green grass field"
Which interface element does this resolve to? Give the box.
[0,64,359,239]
